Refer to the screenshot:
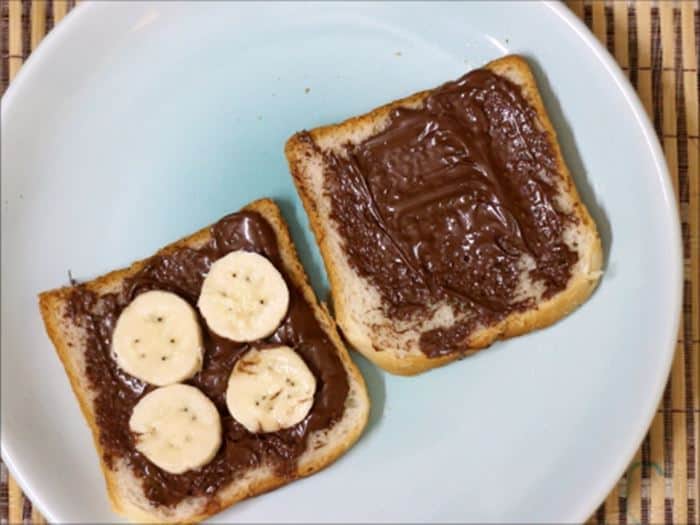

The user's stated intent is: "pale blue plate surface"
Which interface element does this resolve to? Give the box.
[1,2,681,522]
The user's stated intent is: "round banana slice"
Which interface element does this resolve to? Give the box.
[226,346,316,433]
[129,384,222,474]
[112,290,203,386]
[197,251,289,342]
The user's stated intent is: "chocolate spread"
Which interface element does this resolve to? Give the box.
[320,69,578,356]
[66,211,349,508]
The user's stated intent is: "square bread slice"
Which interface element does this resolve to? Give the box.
[285,55,603,376]
[38,199,369,523]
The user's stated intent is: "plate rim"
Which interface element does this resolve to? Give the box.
[543,1,681,520]
[0,1,682,523]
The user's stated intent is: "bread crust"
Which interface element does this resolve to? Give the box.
[38,198,370,523]
[285,55,603,376]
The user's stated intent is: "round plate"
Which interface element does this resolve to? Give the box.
[1,2,681,522]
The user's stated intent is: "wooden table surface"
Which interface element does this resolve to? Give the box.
[0,1,697,523]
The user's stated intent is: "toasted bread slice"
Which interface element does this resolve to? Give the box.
[285,55,603,376]
[38,199,369,523]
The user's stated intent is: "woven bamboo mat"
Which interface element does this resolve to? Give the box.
[0,1,697,523]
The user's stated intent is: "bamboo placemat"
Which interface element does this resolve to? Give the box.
[0,1,697,523]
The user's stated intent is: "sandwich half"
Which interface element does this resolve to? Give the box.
[285,55,602,376]
[39,198,369,522]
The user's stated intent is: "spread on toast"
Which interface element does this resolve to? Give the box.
[313,69,579,357]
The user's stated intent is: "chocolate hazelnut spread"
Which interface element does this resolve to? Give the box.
[319,69,578,356]
[66,211,349,507]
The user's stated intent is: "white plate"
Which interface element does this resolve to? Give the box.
[1,1,681,523]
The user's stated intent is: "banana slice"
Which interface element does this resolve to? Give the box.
[129,384,222,474]
[198,251,289,342]
[112,290,203,386]
[226,346,316,433]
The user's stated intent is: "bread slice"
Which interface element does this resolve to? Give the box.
[285,55,603,376]
[38,198,370,523]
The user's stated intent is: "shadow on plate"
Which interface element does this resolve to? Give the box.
[276,196,328,299]
[348,351,386,440]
